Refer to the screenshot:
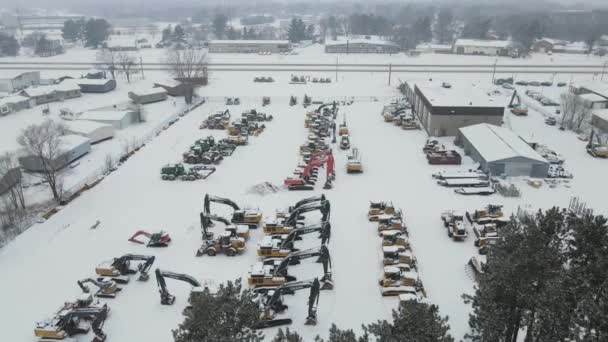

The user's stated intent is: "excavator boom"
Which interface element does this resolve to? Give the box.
[155,269,202,305]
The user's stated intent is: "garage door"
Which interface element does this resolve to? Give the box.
[505,163,532,177]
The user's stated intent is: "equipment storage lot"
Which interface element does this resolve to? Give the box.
[1,68,607,342]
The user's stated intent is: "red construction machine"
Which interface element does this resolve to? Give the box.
[284,150,335,190]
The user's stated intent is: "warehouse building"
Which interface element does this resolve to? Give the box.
[66,120,115,144]
[153,79,189,97]
[128,88,168,104]
[208,40,291,53]
[78,110,139,129]
[400,81,505,136]
[452,39,512,56]
[325,36,399,53]
[19,135,91,172]
[0,71,41,92]
[456,123,549,178]
[0,95,35,115]
[68,79,116,93]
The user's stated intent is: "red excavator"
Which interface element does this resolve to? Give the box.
[128,230,171,247]
[285,150,335,190]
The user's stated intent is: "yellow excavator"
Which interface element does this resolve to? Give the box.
[248,245,333,290]
[35,296,108,341]
[204,194,262,228]
[263,201,330,234]
[95,254,155,284]
[257,222,331,258]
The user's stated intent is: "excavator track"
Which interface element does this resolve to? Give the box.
[253,318,293,329]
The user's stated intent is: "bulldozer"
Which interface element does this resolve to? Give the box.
[346,148,363,173]
[368,201,395,220]
[383,245,416,271]
[379,266,423,290]
[200,110,231,130]
[381,230,409,248]
[377,213,406,233]
[197,231,246,257]
[587,129,608,158]
[161,163,215,181]
[468,205,504,222]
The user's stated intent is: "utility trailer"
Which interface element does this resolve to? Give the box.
[432,170,487,180]
[455,187,496,196]
[438,178,490,188]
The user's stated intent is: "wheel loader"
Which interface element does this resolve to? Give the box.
[197,231,246,257]
[346,148,363,173]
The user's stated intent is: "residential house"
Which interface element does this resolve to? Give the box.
[0,95,35,115]
[128,88,168,104]
[19,82,81,105]
[452,39,512,56]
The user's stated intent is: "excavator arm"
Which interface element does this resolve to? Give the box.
[112,254,155,281]
[285,201,331,226]
[289,195,326,212]
[77,278,120,298]
[155,269,202,305]
[254,278,320,329]
[279,222,332,250]
[204,194,240,215]
[58,305,108,340]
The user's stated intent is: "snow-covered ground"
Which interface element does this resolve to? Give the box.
[1,46,608,342]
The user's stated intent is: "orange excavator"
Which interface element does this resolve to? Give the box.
[284,150,335,190]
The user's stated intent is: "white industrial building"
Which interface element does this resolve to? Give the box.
[456,123,549,178]
[18,135,91,172]
[0,71,41,92]
[325,36,400,54]
[208,40,291,53]
[78,110,138,129]
[453,39,512,56]
[66,120,115,144]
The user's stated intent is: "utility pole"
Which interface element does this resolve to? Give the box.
[602,61,608,81]
[491,58,498,84]
[140,57,145,79]
[388,64,392,86]
[335,56,338,82]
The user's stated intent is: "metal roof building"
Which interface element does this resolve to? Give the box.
[456,123,549,178]
[18,135,91,172]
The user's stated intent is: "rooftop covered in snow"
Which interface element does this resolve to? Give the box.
[453,39,511,48]
[414,81,504,108]
[458,123,547,163]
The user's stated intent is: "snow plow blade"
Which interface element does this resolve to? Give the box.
[253,318,293,329]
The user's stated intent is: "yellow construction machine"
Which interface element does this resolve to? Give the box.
[346,148,363,173]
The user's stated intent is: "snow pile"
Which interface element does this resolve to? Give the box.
[247,182,283,195]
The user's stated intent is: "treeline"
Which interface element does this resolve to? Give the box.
[62,18,111,48]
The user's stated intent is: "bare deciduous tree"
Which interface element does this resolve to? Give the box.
[17,120,67,202]
[166,47,208,104]
[96,48,117,80]
[0,153,25,210]
[116,51,138,83]
[560,92,593,132]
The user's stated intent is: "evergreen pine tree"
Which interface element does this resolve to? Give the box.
[172,279,263,342]
[273,328,303,342]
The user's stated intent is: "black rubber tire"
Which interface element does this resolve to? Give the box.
[227,248,237,257]
[207,248,217,256]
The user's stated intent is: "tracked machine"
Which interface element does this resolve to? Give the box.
[204,194,262,228]
[200,110,231,130]
[253,278,321,329]
[368,201,396,221]
[128,230,171,247]
[161,163,215,181]
[441,211,468,241]
[249,245,333,290]
[77,278,121,298]
[379,266,425,298]
[258,222,331,257]
[34,296,108,342]
[155,269,205,305]
[263,200,331,234]
[95,254,155,284]
[284,150,335,190]
[200,213,250,240]
[346,147,363,173]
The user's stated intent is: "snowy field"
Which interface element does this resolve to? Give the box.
[1,46,608,342]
